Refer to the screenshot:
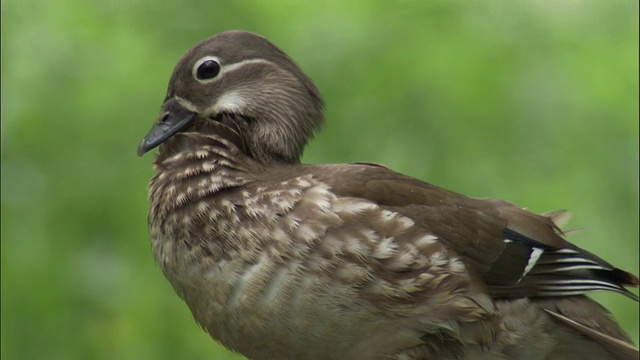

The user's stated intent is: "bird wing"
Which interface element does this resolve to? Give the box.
[306,162,638,300]
[263,162,639,356]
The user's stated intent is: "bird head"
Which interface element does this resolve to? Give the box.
[137,30,324,163]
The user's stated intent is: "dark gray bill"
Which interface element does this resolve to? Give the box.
[137,105,197,156]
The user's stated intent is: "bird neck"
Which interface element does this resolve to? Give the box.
[148,129,262,223]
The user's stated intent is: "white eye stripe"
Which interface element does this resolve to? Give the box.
[222,58,272,75]
[192,57,272,84]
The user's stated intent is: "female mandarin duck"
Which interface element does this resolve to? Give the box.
[138,30,638,360]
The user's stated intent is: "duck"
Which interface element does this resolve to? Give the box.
[138,30,638,360]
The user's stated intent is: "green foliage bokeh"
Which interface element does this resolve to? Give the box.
[2,1,638,359]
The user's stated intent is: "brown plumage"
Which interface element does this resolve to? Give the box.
[138,30,638,359]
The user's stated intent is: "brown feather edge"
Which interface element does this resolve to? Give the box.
[544,309,639,360]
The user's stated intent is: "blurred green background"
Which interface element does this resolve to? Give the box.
[2,1,638,359]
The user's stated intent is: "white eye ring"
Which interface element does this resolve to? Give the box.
[193,56,222,83]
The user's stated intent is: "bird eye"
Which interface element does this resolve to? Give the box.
[195,59,221,80]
